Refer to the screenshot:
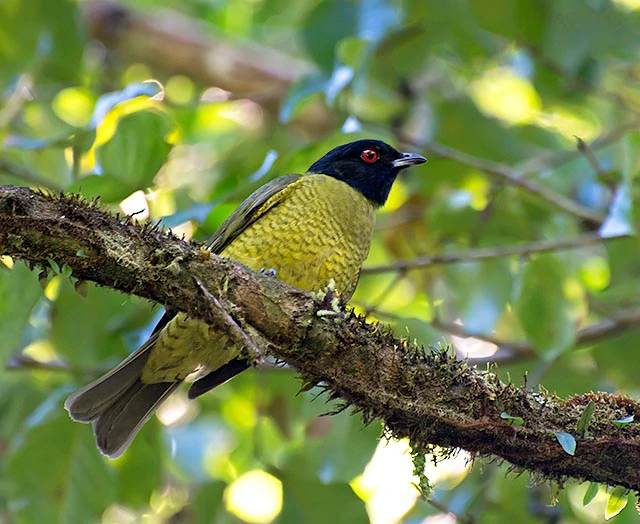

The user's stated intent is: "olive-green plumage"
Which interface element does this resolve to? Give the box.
[65,139,425,457]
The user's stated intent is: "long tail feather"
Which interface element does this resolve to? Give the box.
[64,335,180,458]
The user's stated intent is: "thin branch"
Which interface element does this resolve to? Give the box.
[431,311,640,365]
[419,141,606,225]
[2,185,640,489]
[576,137,608,179]
[425,497,475,524]
[515,119,640,177]
[5,354,93,374]
[0,157,63,190]
[362,232,625,275]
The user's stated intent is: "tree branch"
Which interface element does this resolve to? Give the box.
[420,142,606,225]
[2,185,640,490]
[362,232,626,275]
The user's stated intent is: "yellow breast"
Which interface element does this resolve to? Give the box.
[221,174,376,298]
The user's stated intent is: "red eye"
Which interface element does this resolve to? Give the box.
[360,149,379,163]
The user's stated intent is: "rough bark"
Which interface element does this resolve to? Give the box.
[1,184,640,490]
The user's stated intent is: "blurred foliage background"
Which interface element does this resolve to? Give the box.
[2,0,640,522]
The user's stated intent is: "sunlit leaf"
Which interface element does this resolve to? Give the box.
[605,486,629,520]
[90,82,162,129]
[91,109,172,200]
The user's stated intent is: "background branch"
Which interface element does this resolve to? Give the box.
[419,141,606,225]
[2,185,640,489]
[362,232,625,275]
[431,311,640,365]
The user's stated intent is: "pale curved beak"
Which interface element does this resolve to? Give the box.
[392,152,427,168]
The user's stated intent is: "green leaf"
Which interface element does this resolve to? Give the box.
[514,255,575,355]
[280,75,327,124]
[583,482,599,506]
[605,486,629,520]
[280,477,368,524]
[95,109,172,194]
[284,411,380,483]
[115,420,164,507]
[500,412,524,426]
[0,0,42,82]
[7,390,115,523]
[190,481,225,524]
[48,258,61,274]
[576,401,595,437]
[50,281,135,367]
[40,0,84,84]
[614,414,634,427]
[0,264,42,365]
[446,259,513,334]
[302,0,358,72]
[552,431,576,456]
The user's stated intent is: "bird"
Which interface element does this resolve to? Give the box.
[65,139,426,458]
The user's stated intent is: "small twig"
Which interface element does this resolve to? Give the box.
[5,354,91,374]
[362,232,625,275]
[515,119,640,177]
[71,145,81,181]
[0,157,63,190]
[419,141,606,225]
[0,74,32,128]
[194,277,265,365]
[425,497,475,524]
[430,317,534,363]
[576,137,608,179]
[430,310,640,365]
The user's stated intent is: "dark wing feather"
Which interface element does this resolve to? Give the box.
[188,358,250,399]
[206,174,302,253]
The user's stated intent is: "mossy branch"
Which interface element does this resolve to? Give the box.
[2,184,640,490]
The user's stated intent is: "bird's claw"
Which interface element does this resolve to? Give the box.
[259,267,278,277]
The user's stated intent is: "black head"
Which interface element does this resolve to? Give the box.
[307,139,426,206]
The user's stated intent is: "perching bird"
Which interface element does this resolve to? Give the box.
[65,139,426,457]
